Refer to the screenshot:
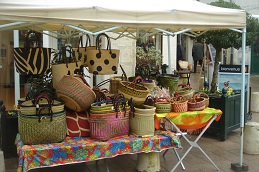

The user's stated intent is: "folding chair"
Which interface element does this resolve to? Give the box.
[162,114,220,172]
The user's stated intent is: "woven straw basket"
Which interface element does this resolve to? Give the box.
[155,102,172,113]
[56,75,96,112]
[18,111,67,144]
[130,105,156,137]
[198,92,209,108]
[89,110,130,141]
[20,99,64,115]
[172,96,188,112]
[175,84,194,100]
[118,81,149,105]
[187,95,206,111]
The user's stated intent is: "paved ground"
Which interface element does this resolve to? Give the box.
[3,71,259,172]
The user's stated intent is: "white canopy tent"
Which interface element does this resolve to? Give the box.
[0,0,247,171]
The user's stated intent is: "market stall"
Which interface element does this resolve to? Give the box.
[0,0,248,171]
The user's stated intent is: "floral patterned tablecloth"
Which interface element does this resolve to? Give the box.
[16,132,181,172]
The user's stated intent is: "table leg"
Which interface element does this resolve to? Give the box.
[165,115,220,172]
[136,152,160,172]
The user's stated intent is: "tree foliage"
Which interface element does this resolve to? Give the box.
[204,0,259,93]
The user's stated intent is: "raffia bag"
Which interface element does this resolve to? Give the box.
[20,98,64,115]
[55,75,96,112]
[18,110,67,144]
[18,93,66,144]
[89,94,130,141]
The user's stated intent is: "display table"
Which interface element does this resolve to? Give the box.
[156,108,222,172]
[16,132,181,172]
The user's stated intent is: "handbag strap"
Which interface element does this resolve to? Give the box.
[24,30,41,50]
[77,34,91,52]
[96,33,112,54]
[37,106,53,122]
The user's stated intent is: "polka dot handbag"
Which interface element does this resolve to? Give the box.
[86,33,120,75]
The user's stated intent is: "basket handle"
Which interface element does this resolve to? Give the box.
[113,94,127,117]
[36,106,53,122]
[73,74,91,87]
[178,83,191,89]
[173,95,186,102]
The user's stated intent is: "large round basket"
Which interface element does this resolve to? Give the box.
[56,75,96,112]
[156,74,179,95]
[118,81,149,105]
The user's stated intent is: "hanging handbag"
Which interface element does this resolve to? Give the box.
[14,30,51,75]
[74,34,95,66]
[51,45,85,89]
[86,33,120,75]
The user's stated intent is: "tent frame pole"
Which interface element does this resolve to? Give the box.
[231,27,249,172]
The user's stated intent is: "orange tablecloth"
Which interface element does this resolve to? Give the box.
[155,107,222,130]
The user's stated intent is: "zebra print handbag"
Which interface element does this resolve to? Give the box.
[14,31,51,75]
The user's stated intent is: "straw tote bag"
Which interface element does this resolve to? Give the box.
[55,74,96,112]
[74,34,95,66]
[86,33,120,75]
[14,31,51,75]
[52,45,84,89]
[18,93,67,144]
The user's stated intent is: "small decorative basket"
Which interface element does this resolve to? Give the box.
[155,102,172,113]
[198,92,209,108]
[172,96,188,112]
[175,84,194,100]
[187,95,206,111]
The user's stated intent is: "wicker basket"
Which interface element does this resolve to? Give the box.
[172,96,188,112]
[18,111,67,144]
[198,92,209,108]
[155,102,172,113]
[118,81,149,105]
[187,95,206,111]
[130,112,155,137]
[89,110,130,141]
[20,99,64,115]
[56,75,96,112]
[175,84,194,100]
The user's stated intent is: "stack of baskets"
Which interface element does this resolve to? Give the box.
[89,95,130,141]
[130,105,156,137]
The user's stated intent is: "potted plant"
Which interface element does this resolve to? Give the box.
[200,0,258,141]
[136,45,162,78]
[204,0,258,93]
